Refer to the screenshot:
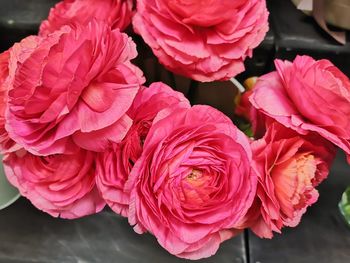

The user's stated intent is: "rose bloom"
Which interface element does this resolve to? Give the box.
[133,0,269,82]
[234,77,267,139]
[125,105,257,259]
[250,56,350,162]
[0,51,19,153]
[245,123,336,238]
[95,82,190,217]
[4,148,105,219]
[6,21,144,155]
[39,0,133,36]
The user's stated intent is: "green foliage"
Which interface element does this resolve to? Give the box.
[339,186,350,226]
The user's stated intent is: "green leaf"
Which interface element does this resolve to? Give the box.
[237,122,254,138]
[339,186,350,226]
[0,159,20,210]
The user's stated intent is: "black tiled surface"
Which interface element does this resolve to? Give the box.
[268,0,350,76]
[0,199,246,263]
[0,0,58,51]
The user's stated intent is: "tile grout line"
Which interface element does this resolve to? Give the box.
[244,229,251,263]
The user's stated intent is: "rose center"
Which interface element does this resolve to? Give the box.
[186,169,202,181]
[180,169,215,206]
[272,153,318,219]
[138,121,151,146]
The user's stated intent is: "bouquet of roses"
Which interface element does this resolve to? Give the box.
[0,0,349,260]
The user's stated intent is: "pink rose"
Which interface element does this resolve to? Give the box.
[250,56,350,162]
[0,51,19,153]
[95,82,190,217]
[6,21,144,155]
[39,0,133,36]
[126,105,256,259]
[133,0,269,82]
[246,122,336,238]
[3,148,105,219]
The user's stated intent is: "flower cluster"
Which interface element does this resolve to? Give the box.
[237,56,349,237]
[0,0,348,260]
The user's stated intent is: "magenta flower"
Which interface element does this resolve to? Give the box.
[250,56,350,162]
[4,149,105,219]
[126,105,256,259]
[133,0,269,81]
[6,21,144,155]
[244,123,336,238]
